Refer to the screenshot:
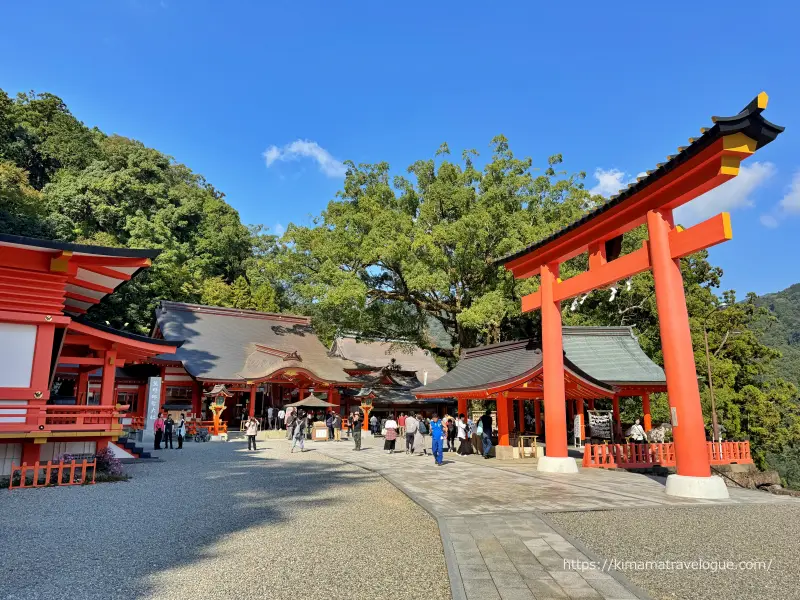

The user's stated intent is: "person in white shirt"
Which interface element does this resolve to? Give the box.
[628,418,648,443]
[267,406,275,430]
[244,416,260,451]
[383,417,398,453]
[277,408,286,430]
[457,414,473,455]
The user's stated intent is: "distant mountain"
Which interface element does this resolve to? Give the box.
[755,283,800,387]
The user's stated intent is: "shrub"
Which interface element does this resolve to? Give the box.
[95,447,123,477]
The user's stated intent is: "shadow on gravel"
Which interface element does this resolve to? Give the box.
[0,443,377,600]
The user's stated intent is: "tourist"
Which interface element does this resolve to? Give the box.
[398,412,406,437]
[164,414,175,449]
[277,407,286,430]
[466,416,477,453]
[384,416,398,453]
[628,418,648,444]
[333,412,342,441]
[176,413,186,449]
[352,411,362,451]
[478,410,493,459]
[285,407,296,440]
[457,414,472,455]
[154,412,165,450]
[291,410,308,453]
[429,414,445,466]
[369,413,378,435]
[244,414,260,450]
[415,414,428,456]
[446,417,457,452]
[326,411,335,440]
[267,405,275,430]
[404,413,418,454]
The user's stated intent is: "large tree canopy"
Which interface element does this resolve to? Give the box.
[0,89,286,327]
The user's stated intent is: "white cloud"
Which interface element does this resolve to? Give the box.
[779,170,800,214]
[263,139,347,178]
[673,161,776,227]
[273,223,286,236]
[589,168,634,197]
[759,214,779,228]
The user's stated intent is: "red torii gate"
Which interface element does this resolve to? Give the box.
[496,93,783,498]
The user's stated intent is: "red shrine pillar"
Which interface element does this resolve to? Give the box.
[496,391,512,447]
[458,398,467,418]
[517,399,525,433]
[248,385,256,418]
[191,382,201,418]
[642,392,652,431]
[539,263,575,471]
[648,209,723,497]
[612,394,621,439]
[534,399,542,435]
[100,349,117,405]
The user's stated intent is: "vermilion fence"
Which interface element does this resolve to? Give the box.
[8,459,97,490]
[582,441,752,469]
[0,405,120,433]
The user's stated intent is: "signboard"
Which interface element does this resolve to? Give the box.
[573,414,582,447]
[671,407,678,427]
[145,376,162,432]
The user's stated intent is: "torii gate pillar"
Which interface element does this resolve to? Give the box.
[648,209,728,498]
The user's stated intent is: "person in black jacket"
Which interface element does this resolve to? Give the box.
[164,415,175,449]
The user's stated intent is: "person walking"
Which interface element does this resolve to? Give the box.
[404,413,418,454]
[291,410,308,453]
[398,412,406,438]
[430,414,445,466]
[369,414,378,435]
[333,413,342,441]
[164,414,175,449]
[457,414,473,455]
[446,417,457,452]
[326,411,335,440]
[277,407,286,430]
[415,414,428,456]
[176,413,186,449]
[351,411,362,451]
[244,415,260,450]
[478,410,494,459]
[285,407,296,440]
[267,406,275,430]
[153,412,165,450]
[384,416,398,453]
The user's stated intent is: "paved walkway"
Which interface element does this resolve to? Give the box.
[314,435,796,600]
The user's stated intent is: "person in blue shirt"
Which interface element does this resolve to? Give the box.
[429,414,446,466]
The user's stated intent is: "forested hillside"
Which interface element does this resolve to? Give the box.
[1,89,799,481]
[0,90,287,330]
[756,283,800,387]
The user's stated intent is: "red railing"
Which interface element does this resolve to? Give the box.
[9,459,97,489]
[0,405,122,433]
[583,441,752,469]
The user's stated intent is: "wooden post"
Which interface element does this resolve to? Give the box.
[534,399,542,435]
[248,385,256,418]
[541,262,568,458]
[612,394,620,439]
[642,392,652,431]
[648,208,711,478]
[458,398,467,418]
[496,392,512,446]
[191,381,201,418]
[517,399,525,434]
[77,371,90,405]
[100,349,117,405]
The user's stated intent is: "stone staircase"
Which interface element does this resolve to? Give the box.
[116,435,153,460]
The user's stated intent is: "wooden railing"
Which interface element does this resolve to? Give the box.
[583,441,752,469]
[0,405,122,433]
[9,459,97,489]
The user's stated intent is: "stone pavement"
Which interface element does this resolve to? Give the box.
[314,436,797,600]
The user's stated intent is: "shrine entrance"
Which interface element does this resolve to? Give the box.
[495,93,783,498]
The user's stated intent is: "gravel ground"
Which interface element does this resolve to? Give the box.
[548,504,800,600]
[0,437,451,600]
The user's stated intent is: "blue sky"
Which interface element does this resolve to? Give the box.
[2,0,799,295]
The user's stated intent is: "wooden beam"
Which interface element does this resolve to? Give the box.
[65,291,101,305]
[58,356,104,366]
[68,277,115,295]
[50,250,73,273]
[669,212,732,259]
[71,255,152,268]
[79,264,133,281]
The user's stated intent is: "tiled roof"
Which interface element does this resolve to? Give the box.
[562,327,665,386]
[495,93,784,267]
[412,327,664,395]
[330,335,446,381]
[155,301,359,383]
